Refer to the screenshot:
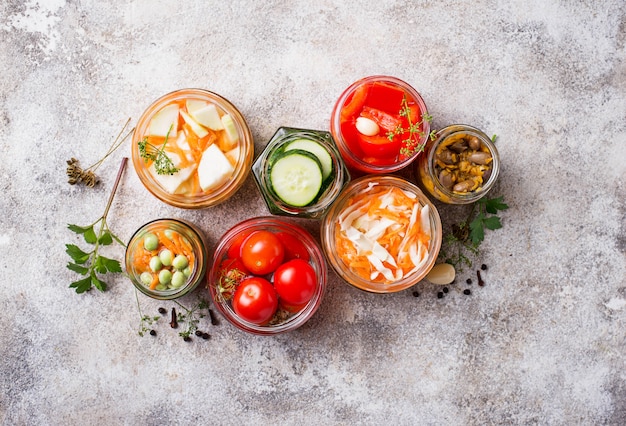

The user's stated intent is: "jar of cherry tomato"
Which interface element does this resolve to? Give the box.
[207,217,327,335]
[330,76,431,174]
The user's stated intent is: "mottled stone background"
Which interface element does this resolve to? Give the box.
[1,1,625,425]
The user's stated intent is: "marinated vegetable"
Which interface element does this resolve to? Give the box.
[130,227,195,291]
[334,182,432,284]
[136,97,242,197]
[214,224,320,325]
[331,76,432,172]
[433,132,493,194]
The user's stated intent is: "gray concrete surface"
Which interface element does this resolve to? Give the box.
[1,1,625,425]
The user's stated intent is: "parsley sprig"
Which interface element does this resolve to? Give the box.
[66,158,127,293]
[386,95,436,157]
[138,124,179,175]
[439,196,509,270]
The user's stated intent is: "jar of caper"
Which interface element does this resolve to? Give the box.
[415,124,500,204]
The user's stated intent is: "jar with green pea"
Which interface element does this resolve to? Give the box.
[125,219,208,300]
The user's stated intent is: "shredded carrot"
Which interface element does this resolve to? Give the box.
[149,273,159,290]
[334,184,431,284]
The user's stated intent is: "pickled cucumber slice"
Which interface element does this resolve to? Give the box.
[284,139,332,180]
[269,150,323,206]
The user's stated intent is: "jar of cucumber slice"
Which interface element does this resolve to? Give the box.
[252,127,350,219]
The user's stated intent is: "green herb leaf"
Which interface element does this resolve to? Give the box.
[66,244,92,264]
[70,276,93,293]
[98,231,113,245]
[482,216,503,231]
[67,262,89,275]
[91,271,107,292]
[469,214,486,245]
[481,196,509,214]
[93,256,108,274]
[99,255,123,273]
[68,224,93,234]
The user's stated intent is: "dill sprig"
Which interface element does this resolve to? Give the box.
[138,124,179,175]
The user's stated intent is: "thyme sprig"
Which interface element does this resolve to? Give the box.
[66,158,127,293]
[386,95,436,157]
[66,118,133,187]
[439,195,509,270]
[174,299,211,340]
[138,124,179,175]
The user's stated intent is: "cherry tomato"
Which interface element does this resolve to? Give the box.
[232,277,278,324]
[240,230,285,275]
[227,229,254,259]
[275,231,310,262]
[357,133,401,159]
[273,259,317,306]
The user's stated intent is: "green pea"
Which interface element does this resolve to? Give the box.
[149,256,162,272]
[159,249,173,266]
[171,271,186,288]
[165,229,174,240]
[155,284,167,291]
[183,266,192,278]
[143,233,158,251]
[140,272,153,286]
[158,269,172,284]
[172,254,189,270]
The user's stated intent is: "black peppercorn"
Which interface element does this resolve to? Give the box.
[183,336,191,342]
[412,291,420,297]
[481,264,488,271]
[158,307,167,315]
[466,278,472,285]
[437,292,444,299]
[201,333,211,340]
[195,330,203,336]
[149,330,156,336]
[443,287,449,293]
[463,289,471,295]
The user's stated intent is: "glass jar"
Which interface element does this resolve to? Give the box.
[415,124,500,204]
[125,219,208,300]
[252,127,350,219]
[207,217,327,335]
[131,88,254,209]
[321,175,442,293]
[330,75,430,174]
